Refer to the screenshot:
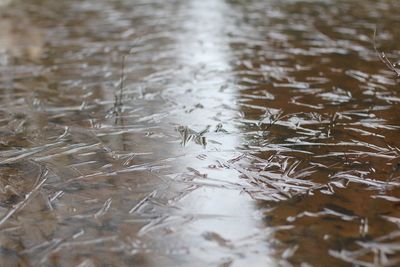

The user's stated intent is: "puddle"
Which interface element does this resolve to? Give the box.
[1,0,400,266]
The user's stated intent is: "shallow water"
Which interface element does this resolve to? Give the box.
[1,0,400,266]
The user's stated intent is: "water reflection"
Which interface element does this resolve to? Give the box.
[161,0,277,265]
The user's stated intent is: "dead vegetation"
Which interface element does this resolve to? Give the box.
[374,27,400,77]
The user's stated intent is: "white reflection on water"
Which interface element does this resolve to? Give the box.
[154,0,279,265]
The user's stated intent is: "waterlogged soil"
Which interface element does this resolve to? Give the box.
[1,0,400,266]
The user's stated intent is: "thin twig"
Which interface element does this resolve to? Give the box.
[113,54,126,115]
[119,54,126,103]
[373,27,400,77]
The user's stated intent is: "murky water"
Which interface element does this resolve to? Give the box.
[1,0,400,266]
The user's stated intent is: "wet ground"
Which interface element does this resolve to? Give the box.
[1,0,400,266]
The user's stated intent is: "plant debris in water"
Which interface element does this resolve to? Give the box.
[0,0,400,266]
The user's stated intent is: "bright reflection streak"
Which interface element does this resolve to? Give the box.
[153,0,280,265]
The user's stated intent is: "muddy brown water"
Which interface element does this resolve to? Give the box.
[1,0,400,266]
